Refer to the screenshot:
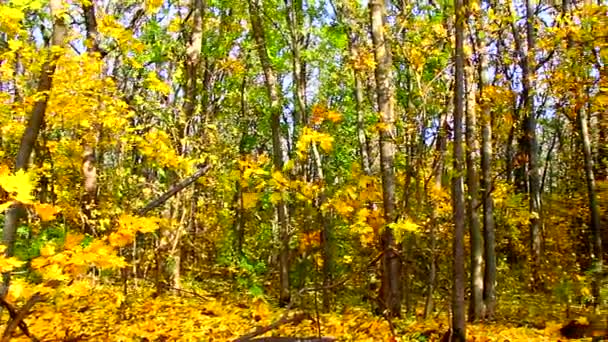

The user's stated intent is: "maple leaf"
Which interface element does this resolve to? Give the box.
[0,247,25,272]
[0,169,34,204]
[34,203,60,221]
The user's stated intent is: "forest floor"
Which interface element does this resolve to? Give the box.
[1,278,603,341]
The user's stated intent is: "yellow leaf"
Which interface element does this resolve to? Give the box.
[271,171,288,187]
[40,244,55,257]
[64,234,84,250]
[0,254,24,273]
[109,230,135,248]
[62,279,91,298]
[7,39,22,51]
[145,71,170,95]
[270,192,283,204]
[41,264,69,281]
[326,110,342,123]
[0,202,11,212]
[34,203,60,221]
[145,0,164,13]
[0,169,34,204]
[242,192,259,210]
[318,135,334,153]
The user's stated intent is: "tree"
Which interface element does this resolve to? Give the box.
[248,0,292,306]
[473,7,497,319]
[452,0,467,336]
[1,0,67,297]
[369,0,401,317]
[465,25,483,322]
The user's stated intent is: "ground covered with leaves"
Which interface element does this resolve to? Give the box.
[1,283,596,342]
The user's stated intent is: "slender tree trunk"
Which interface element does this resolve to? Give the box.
[435,111,449,189]
[505,125,515,185]
[234,73,250,258]
[1,0,66,298]
[81,147,98,236]
[524,0,543,290]
[424,108,448,318]
[81,1,107,237]
[452,0,467,336]
[475,20,497,320]
[308,142,333,312]
[285,0,306,130]
[423,207,437,318]
[353,52,372,175]
[465,58,483,322]
[509,0,542,288]
[369,0,401,317]
[248,0,291,306]
[333,0,372,174]
[597,105,607,182]
[184,0,205,123]
[577,105,603,310]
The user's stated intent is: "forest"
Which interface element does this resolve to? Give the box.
[0,0,606,340]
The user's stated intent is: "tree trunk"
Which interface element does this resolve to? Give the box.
[369,0,401,317]
[333,0,372,175]
[577,105,603,310]
[354,52,372,175]
[509,0,542,288]
[81,147,98,236]
[184,0,205,124]
[475,18,497,320]
[1,0,66,297]
[597,105,607,182]
[284,0,306,131]
[524,0,543,291]
[465,58,483,322]
[452,0,467,336]
[248,0,291,306]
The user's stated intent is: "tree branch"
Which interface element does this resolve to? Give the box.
[136,163,211,216]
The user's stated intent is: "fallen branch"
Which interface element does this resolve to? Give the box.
[0,296,36,340]
[1,292,44,342]
[136,163,211,216]
[248,338,336,342]
[233,312,311,342]
[158,281,210,301]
